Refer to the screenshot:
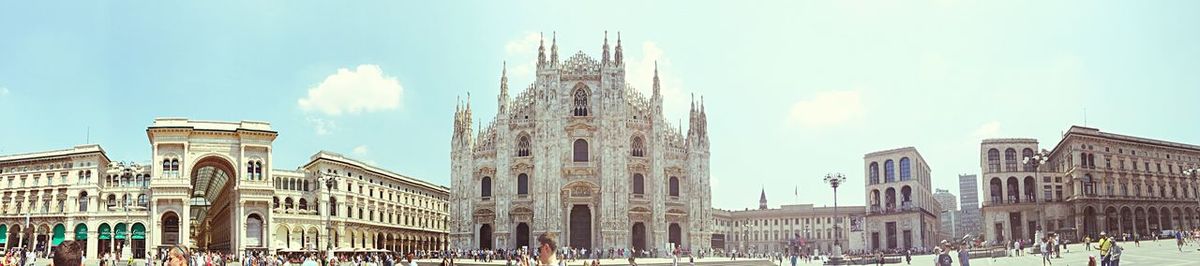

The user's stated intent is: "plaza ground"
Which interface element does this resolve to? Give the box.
[30,240,1200,266]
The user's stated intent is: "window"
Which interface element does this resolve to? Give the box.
[633,173,645,195]
[884,160,895,182]
[669,176,680,197]
[481,176,492,198]
[329,198,338,216]
[631,136,646,157]
[899,157,911,181]
[1022,148,1036,171]
[517,135,531,157]
[869,162,880,184]
[517,174,529,195]
[1005,148,1017,171]
[573,139,589,162]
[573,85,589,116]
[78,192,89,212]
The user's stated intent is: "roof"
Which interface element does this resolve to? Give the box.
[302,151,448,193]
[147,117,276,133]
[0,144,109,163]
[1050,125,1200,156]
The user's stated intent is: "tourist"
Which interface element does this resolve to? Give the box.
[1040,237,1052,266]
[1092,232,1112,266]
[537,233,559,266]
[1084,236,1092,251]
[935,241,952,266]
[51,241,82,266]
[904,249,911,265]
[1108,240,1122,266]
[1177,231,1185,252]
[166,246,191,266]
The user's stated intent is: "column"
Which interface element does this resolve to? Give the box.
[87,226,99,260]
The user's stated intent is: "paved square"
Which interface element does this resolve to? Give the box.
[884,241,1199,266]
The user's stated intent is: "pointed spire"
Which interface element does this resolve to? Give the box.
[614,32,624,65]
[538,32,546,67]
[602,31,611,65]
[652,61,661,97]
[551,31,559,64]
[759,187,768,210]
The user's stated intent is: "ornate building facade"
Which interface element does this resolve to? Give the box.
[0,118,448,259]
[981,126,1200,243]
[712,202,864,255]
[448,33,713,252]
[863,147,940,251]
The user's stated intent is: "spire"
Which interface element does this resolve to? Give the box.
[614,32,623,65]
[499,62,509,113]
[538,32,546,67]
[652,61,661,97]
[759,187,768,210]
[602,31,611,65]
[551,31,559,64]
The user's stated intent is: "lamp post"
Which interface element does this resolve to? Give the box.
[823,173,846,259]
[1023,150,1049,245]
[110,204,147,260]
[324,175,337,261]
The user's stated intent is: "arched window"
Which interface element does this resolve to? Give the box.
[481,176,492,198]
[255,161,264,179]
[284,198,294,209]
[868,162,880,184]
[1004,148,1017,171]
[633,173,645,195]
[247,162,255,179]
[273,197,279,209]
[884,160,895,183]
[669,176,680,197]
[517,174,529,195]
[137,194,148,207]
[992,149,1007,172]
[899,157,911,181]
[170,159,179,173]
[1022,148,1036,171]
[162,159,171,174]
[517,135,531,157]
[107,195,117,209]
[299,198,308,210]
[573,86,590,116]
[631,136,646,157]
[303,180,310,191]
[78,192,89,212]
[573,139,589,162]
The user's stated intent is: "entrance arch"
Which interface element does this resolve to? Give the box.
[478,224,493,250]
[515,223,530,250]
[189,155,238,251]
[161,211,180,245]
[631,222,647,252]
[569,205,592,249]
[669,223,682,249]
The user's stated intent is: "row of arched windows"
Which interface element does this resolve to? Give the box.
[868,158,912,184]
[247,160,265,180]
[517,135,643,158]
[161,158,180,177]
[275,178,311,192]
[985,148,1037,173]
[478,173,680,198]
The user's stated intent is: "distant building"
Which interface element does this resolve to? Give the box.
[957,174,982,239]
[934,189,958,240]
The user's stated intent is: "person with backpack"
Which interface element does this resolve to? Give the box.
[936,241,953,266]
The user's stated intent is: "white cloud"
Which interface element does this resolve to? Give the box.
[353,145,369,156]
[298,64,404,116]
[502,32,542,91]
[351,145,378,165]
[787,90,864,128]
[625,42,689,125]
[973,121,1002,139]
[0,87,8,96]
[306,117,336,135]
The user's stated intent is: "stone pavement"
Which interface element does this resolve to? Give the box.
[25,241,1200,266]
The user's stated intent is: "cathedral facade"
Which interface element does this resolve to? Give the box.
[448,33,713,253]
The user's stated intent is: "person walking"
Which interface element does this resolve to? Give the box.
[1040,237,1052,266]
[1108,240,1122,266]
[1092,232,1113,266]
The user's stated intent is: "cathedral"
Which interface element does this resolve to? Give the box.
[448,32,714,253]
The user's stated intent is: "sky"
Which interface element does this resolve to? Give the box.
[2,1,1199,211]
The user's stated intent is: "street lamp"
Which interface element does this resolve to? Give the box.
[823,173,846,259]
[324,175,337,261]
[1023,150,1049,244]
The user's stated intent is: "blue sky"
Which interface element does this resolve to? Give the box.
[2,1,1199,210]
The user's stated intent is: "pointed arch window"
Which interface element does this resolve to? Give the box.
[573,86,590,116]
[631,136,646,157]
[517,135,531,157]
